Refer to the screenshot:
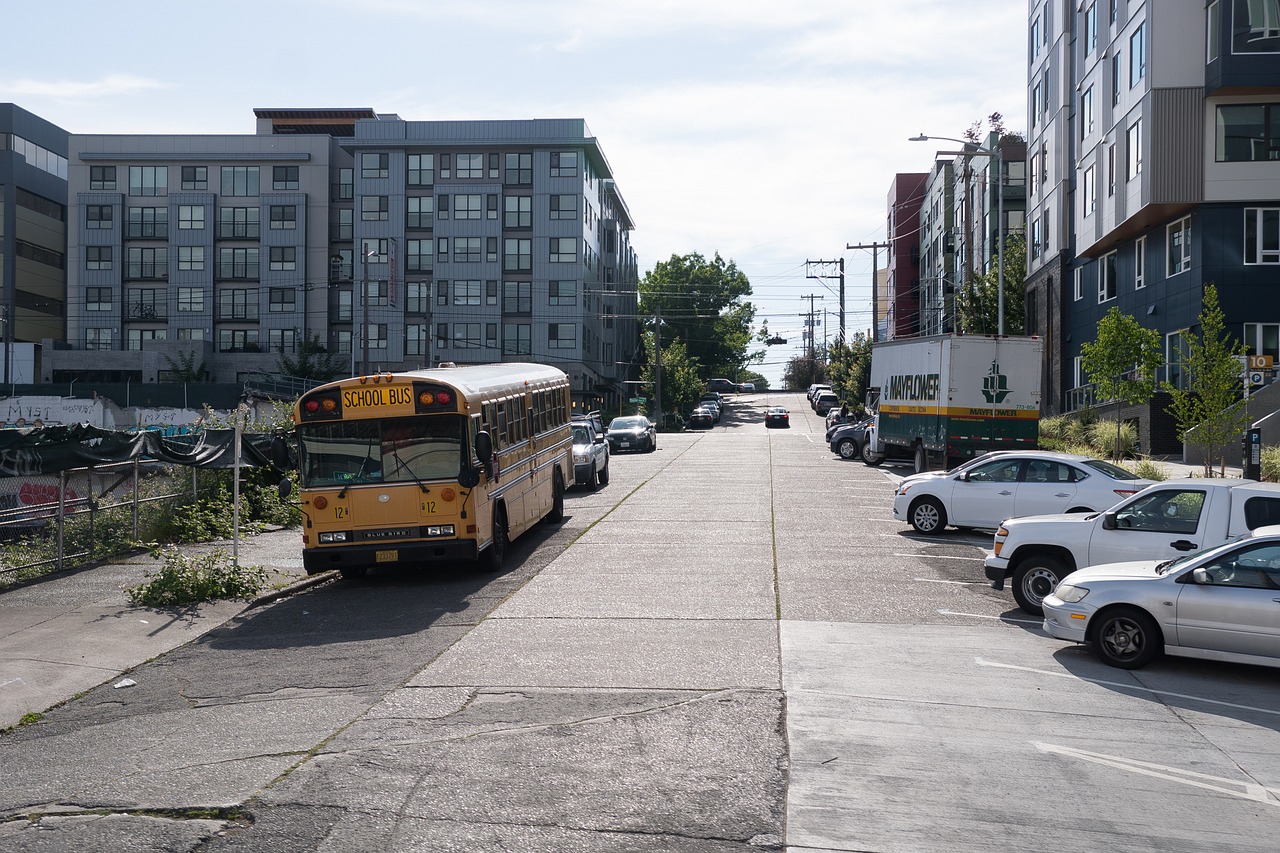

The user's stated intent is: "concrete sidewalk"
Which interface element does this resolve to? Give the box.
[0,527,318,730]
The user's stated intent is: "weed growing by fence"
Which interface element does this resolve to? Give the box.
[126,546,268,607]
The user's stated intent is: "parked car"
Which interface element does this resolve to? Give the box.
[606,415,657,453]
[700,392,726,413]
[764,407,790,428]
[699,398,722,422]
[571,421,610,488]
[572,410,606,437]
[706,378,737,394]
[687,407,715,430]
[807,383,832,403]
[813,391,840,415]
[738,382,757,393]
[892,451,1155,535]
[1042,526,1280,670]
[829,417,873,458]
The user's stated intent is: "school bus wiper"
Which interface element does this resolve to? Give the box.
[389,446,431,494]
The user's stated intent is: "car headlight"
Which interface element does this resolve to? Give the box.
[1053,583,1090,603]
[573,451,589,464]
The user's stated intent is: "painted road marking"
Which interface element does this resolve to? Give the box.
[937,610,1042,625]
[976,657,1280,717]
[895,553,980,561]
[1034,742,1280,807]
[914,578,987,585]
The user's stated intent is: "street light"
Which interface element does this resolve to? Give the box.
[910,133,1006,336]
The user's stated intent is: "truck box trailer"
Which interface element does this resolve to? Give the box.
[863,334,1043,473]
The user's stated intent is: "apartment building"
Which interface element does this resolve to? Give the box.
[0,104,69,383]
[54,110,640,411]
[1038,1,1280,451]
[885,172,926,338]
[917,159,956,336]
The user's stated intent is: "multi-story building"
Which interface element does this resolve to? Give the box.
[885,172,926,339]
[54,109,640,411]
[918,159,956,336]
[1050,1,1280,452]
[0,104,69,383]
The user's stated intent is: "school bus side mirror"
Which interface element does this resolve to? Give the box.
[475,430,493,464]
[277,478,293,501]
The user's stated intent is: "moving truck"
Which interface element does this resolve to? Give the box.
[862,334,1043,473]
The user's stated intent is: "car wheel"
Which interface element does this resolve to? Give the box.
[598,459,610,485]
[1011,555,1067,616]
[647,437,657,452]
[837,438,859,459]
[544,468,565,523]
[588,463,600,490]
[481,505,508,572]
[1088,607,1162,669]
[861,441,884,467]
[909,496,947,534]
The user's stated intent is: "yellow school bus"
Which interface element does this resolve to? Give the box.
[293,362,572,578]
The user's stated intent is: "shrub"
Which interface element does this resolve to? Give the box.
[1261,445,1280,483]
[1087,419,1137,458]
[126,546,268,607]
[1125,457,1169,481]
[1038,416,1073,451]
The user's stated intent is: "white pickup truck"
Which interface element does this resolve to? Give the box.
[984,478,1280,615]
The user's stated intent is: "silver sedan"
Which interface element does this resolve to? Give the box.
[1043,527,1280,670]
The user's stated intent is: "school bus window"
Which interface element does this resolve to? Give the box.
[298,415,465,487]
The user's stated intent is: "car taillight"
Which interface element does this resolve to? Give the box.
[1114,489,1139,496]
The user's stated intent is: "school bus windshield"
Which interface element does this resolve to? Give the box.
[298,414,467,488]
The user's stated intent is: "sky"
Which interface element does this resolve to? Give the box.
[2,0,1027,384]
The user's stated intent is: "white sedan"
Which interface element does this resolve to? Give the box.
[892,451,1154,535]
[1043,526,1280,669]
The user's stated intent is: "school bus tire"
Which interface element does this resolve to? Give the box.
[545,468,566,523]
[482,504,508,572]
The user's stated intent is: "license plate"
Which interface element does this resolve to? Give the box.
[620,441,630,447]
[375,549,399,563]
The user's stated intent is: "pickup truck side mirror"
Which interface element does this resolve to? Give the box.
[1101,511,1118,530]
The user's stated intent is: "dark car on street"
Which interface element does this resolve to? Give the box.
[764,407,790,428]
[607,415,657,453]
[829,417,873,459]
[687,407,715,430]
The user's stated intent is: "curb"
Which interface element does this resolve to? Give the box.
[246,570,338,609]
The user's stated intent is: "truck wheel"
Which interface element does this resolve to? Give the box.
[909,497,947,534]
[837,438,859,459]
[588,464,599,490]
[1087,607,1162,669]
[913,444,927,474]
[861,441,884,467]
[598,459,610,485]
[1011,556,1066,615]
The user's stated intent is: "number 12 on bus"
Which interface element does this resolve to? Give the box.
[292,363,573,580]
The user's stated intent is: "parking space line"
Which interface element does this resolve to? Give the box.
[914,578,987,585]
[895,553,979,561]
[1034,742,1280,807]
[975,657,1280,717]
[937,610,1042,625]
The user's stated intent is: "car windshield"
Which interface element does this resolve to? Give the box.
[611,418,645,429]
[572,425,593,445]
[299,414,466,488]
[1083,459,1142,480]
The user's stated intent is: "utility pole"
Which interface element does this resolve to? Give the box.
[805,259,846,343]
[846,241,892,342]
[800,294,824,359]
[653,304,663,426]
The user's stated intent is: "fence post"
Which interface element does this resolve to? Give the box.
[56,469,67,573]
[132,458,140,540]
[88,466,96,558]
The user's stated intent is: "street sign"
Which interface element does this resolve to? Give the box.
[629,396,646,403]
[1250,355,1274,370]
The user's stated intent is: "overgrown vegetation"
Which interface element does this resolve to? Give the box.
[1038,413,1166,480]
[126,546,269,607]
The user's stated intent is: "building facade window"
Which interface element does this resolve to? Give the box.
[505,196,532,228]
[504,238,532,271]
[550,151,578,177]
[272,165,299,190]
[361,153,389,179]
[219,207,260,238]
[1167,217,1192,276]
[220,166,259,196]
[1130,22,1147,86]
[86,246,113,270]
[1245,208,1280,264]
[406,282,430,314]
[1111,53,1121,105]
[127,247,168,279]
[218,288,259,320]
[1134,236,1146,288]
[1232,0,1280,53]
[457,153,483,178]
[127,329,167,351]
[128,166,167,196]
[268,328,298,353]
[269,205,296,230]
[1244,323,1280,361]
[361,195,389,221]
[218,247,260,280]
[1085,3,1098,54]
[1080,86,1094,139]
[178,287,204,312]
[1166,331,1188,390]
[549,323,577,350]
[86,287,112,311]
[455,194,482,219]
[504,280,531,314]
[1216,104,1280,162]
[219,329,259,353]
[408,154,434,186]
[85,328,114,350]
[1127,120,1143,179]
[269,288,296,313]
[453,237,481,263]
[1208,1,1221,61]
[505,153,532,185]
[1107,144,1116,195]
[87,205,113,229]
[549,280,576,305]
[1073,266,1084,301]
[127,206,168,238]
[503,323,531,355]
[90,165,116,190]
[551,194,578,220]
[1098,252,1118,302]
[180,165,207,190]
[407,323,427,356]
[550,237,577,263]
[408,196,434,228]
[176,328,204,342]
[269,246,296,271]
[337,168,353,200]
[453,322,481,348]
[178,246,205,271]
[177,205,204,230]
[1082,165,1096,214]
[452,280,482,306]
[407,239,434,273]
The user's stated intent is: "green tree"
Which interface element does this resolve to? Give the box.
[162,350,210,382]
[955,229,1027,335]
[640,328,702,428]
[824,332,873,413]
[1164,283,1248,477]
[277,331,345,382]
[735,369,770,391]
[783,355,825,391]
[1080,306,1164,460]
[639,253,757,380]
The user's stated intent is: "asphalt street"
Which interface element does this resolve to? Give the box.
[0,392,1277,852]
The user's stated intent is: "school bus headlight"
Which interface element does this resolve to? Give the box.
[318,531,349,543]
[425,524,455,537]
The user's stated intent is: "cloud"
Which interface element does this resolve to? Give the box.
[3,74,171,100]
